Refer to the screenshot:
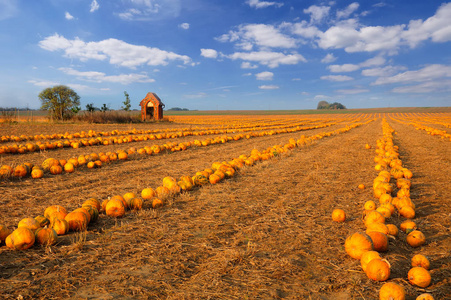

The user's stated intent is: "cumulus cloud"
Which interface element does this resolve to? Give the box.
[336,88,369,94]
[58,67,155,84]
[200,48,218,59]
[361,65,407,77]
[392,80,451,93]
[259,85,279,89]
[336,2,359,19]
[246,0,283,9]
[321,53,337,63]
[304,5,330,24]
[65,12,75,20]
[373,64,451,85]
[228,51,306,68]
[241,62,258,69]
[117,0,181,21]
[256,71,273,80]
[179,22,189,29]
[320,75,354,81]
[90,0,99,13]
[216,23,297,50]
[39,34,192,68]
[328,63,360,73]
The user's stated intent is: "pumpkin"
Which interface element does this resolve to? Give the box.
[365,258,390,281]
[360,250,381,272]
[105,199,125,218]
[83,198,101,211]
[117,151,128,160]
[34,215,50,227]
[42,158,59,172]
[416,293,434,300]
[379,194,392,204]
[0,225,12,242]
[386,224,399,237]
[73,207,92,224]
[406,230,426,248]
[110,195,128,209]
[127,197,143,210]
[44,205,67,219]
[366,223,389,235]
[49,165,63,175]
[345,232,374,259]
[400,220,417,233]
[63,162,75,173]
[192,174,209,186]
[364,211,385,227]
[152,198,163,209]
[50,218,69,235]
[376,206,392,218]
[379,282,405,300]
[408,267,431,288]
[155,186,170,200]
[141,188,156,200]
[209,174,221,185]
[331,209,346,222]
[398,205,415,219]
[178,180,193,191]
[5,227,35,250]
[411,254,430,270]
[364,200,377,211]
[123,192,137,202]
[48,210,67,223]
[367,231,389,252]
[101,199,109,212]
[14,165,28,177]
[35,227,58,246]
[81,205,99,223]
[31,168,44,179]
[65,211,88,231]
[358,183,365,189]
[18,217,41,232]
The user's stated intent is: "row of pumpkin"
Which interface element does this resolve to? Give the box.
[340,119,433,300]
[0,121,367,252]
[0,119,347,180]
[391,116,451,142]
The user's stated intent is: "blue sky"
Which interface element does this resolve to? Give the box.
[0,0,450,111]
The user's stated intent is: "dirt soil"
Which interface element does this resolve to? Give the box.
[0,116,450,300]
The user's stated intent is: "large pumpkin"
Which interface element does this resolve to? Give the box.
[345,232,374,259]
[365,258,390,281]
[35,227,58,246]
[17,217,41,232]
[44,205,67,219]
[360,250,381,272]
[408,267,431,288]
[105,199,125,218]
[5,227,35,250]
[367,231,389,252]
[406,230,426,248]
[65,211,88,231]
[379,282,405,300]
[50,218,69,235]
[411,254,430,270]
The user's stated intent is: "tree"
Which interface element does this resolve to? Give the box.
[100,103,109,112]
[122,91,131,111]
[86,103,97,112]
[317,101,330,109]
[39,85,80,120]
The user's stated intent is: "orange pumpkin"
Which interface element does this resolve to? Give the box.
[408,267,431,288]
[73,207,91,224]
[34,215,50,227]
[364,211,386,227]
[31,168,44,179]
[65,211,88,231]
[49,165,63,175]
[365,258,390,281]
[0,225,12,242]
[331,209,346,222]
[360,250,381,272]
[411,254,430,270]
[386,224,399,237]
[141,187,156,200]
[406,230,426,248]
[63,162,75,173]
[379,282,405,300]
[5,227,35,250]
[152,198,163,209]
[376,206,392,218]
[358,184,365,189]
[209,174,221,185]
[400,220,417,233]
[35,227,58,246]
[365,223,389,235]
[399,206,415,219]
[367,231,389,252]
[345,232,374,259]
[364,200,377,211]
[83,198,101,211]
[44,205,67,219]
[155,186,170,200]
[127,197,143,210]
[416,293,434,300]
[105,199,125,218]
[123,192,137,202]
[50,218,69,235]
[17,217,41,232]
[81,205,99,223]
[110,195,128,209]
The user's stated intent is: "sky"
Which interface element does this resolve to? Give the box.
[0,0,450,111]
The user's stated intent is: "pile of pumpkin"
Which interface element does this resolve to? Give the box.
[334,119,433,300]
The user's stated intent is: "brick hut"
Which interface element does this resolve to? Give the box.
[139,92,165,121]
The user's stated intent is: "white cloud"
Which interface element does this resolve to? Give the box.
[39,34,192,68]
[242,73,252,76]
[336,2,359,19]
[228,51,306,68]
[360,56,386,67]
[320,75,353,81]
[246,0,283,9]
[216,24,297,50]
[321,53,337,63]
[336,88,369,94]
[28,80,60,87]
[314,95,331,100]
[58,67,155,84]
[392,80,451,93]
[65,12,74,20]
[286,20,322,39]
[200,48,218,59]
[361,65,406,77]
[241,62,258,69]
[256,71,273,80]
[259,85,279,89]
[179,23,189,29]
[90,0,99,13]
[328,63,359,72]
[304,5,330,24]
[117,0,181,21]
[373,64,451,85]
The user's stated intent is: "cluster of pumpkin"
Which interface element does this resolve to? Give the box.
[0,149,130,179]
[338,119,433,300]
[391,116,451,141]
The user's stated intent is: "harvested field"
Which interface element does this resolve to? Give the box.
[0,112,450,300]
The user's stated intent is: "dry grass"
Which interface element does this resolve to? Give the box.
[0,117,450,299]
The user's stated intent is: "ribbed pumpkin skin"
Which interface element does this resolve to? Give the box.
[379,282,405,300]
[345,232,374,259]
